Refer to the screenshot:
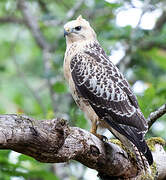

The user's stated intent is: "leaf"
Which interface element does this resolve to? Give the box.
[146,48,166,70]
[53,81,67,94]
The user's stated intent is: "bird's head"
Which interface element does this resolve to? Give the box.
[64,15,96,44]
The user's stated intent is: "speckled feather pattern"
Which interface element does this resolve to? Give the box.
[70,41,147,129]
[64,39,153,166]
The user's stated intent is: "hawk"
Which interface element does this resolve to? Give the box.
[63,15,153,169]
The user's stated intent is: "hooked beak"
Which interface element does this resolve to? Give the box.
[64,28,71,37]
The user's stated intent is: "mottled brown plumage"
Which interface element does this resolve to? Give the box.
[63,15,153,169]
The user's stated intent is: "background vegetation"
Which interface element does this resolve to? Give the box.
[0,0,166,179]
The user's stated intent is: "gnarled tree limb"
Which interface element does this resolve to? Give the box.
[0,114,166,179]
[148,103,166,128]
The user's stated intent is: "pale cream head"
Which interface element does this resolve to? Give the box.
[64,15,97,44]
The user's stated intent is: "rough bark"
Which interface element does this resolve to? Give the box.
[148,104,166,128]
[0,114,165,179]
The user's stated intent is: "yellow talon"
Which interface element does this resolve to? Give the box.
[90,119,107,141]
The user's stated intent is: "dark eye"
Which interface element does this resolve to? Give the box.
[75,26,81,31]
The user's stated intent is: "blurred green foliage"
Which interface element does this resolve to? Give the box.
[0,0,166,179]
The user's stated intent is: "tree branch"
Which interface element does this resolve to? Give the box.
[0,114,166,179]
[10,35,47,117]
[118,8,166,70]
[66,0,85,20]
[0,17,24,24]
[44,0,85,27]
[37,0,49,13]
[138,10,166,51]
[43,49,58,113]
[148,104,166,128]
[17,0,58,114]
[17,0,50,50]
[0,114,138,179]
[154,10,166,32]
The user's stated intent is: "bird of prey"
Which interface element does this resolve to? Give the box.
[63,15,153,170]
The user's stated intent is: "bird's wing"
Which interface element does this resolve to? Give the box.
[70,42,153,164]
[70,42,147,131]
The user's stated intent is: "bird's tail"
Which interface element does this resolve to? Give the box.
[143,142,153,166]
[133,144,150,172]
[133,138,153,168]
[105,121,153,169]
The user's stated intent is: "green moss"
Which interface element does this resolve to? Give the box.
[46,110,55,119]
[110,138,159,179]
[146,137,166,152]
[110,137,166,153]
[109,139,135,158]
[109,139,126,150]
[151,162,157,179]
[141,173,154,180]
[140,162,157,180]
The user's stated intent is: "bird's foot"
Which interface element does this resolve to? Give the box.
[91,132,108,142]
[90,121,108,141]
